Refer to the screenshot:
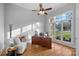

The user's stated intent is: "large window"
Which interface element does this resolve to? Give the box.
[22,24,32,33]
[7,22,41,39]
[22,22,40,34]
[22,22,40,41]
[7,28,21,39]
[54,10,72,42]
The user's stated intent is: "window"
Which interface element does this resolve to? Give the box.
[54,10,72,42]
[22,24,32,33]
[33,22,40,29]
[36,29,40,34]
[36,22,40,27]
[12,28,21,37]
[33,24,37,29]
[22,22,40,34]
[7,32,10,39]
[7,28,21,39]
[7,22,41,40]
[54,21,61,40]
[33,22,40,34]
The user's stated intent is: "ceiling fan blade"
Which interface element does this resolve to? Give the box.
[45,8,52,11]
[44,12,48,15]
[32,10,39,11]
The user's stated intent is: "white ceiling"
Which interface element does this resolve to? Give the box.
[11,3,68,12]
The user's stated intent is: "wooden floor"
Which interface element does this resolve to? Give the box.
[22,42,76,56]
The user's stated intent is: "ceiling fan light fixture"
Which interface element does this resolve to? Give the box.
[38,11,47,15]
[39,11,44,14]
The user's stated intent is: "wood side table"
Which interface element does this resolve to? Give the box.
[6,47,17,56]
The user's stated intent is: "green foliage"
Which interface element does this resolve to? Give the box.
[10,43,15,47]
[63,32,71,40]
[55,31,71,41]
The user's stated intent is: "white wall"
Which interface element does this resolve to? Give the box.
[45,4,76,48]
[0,4,4,50]
[4,4,45,48]
[76,3,79,56]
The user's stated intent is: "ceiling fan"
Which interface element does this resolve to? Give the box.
[32,4,52,15]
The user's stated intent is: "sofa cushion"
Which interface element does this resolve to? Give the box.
[13,37,21,45]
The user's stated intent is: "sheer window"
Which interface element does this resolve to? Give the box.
[33,24,37,29]
[36,22,40,27]
[7,28,21,39]
[22,24,32,33]
[33,22,40,34]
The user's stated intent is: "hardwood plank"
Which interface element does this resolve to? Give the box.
[1,42,76,56]
[22,42,76,56]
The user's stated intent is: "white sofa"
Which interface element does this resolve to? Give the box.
[17,42,27,54]
[9,36,27,54]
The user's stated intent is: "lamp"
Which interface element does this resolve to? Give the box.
[39,11,44,14]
